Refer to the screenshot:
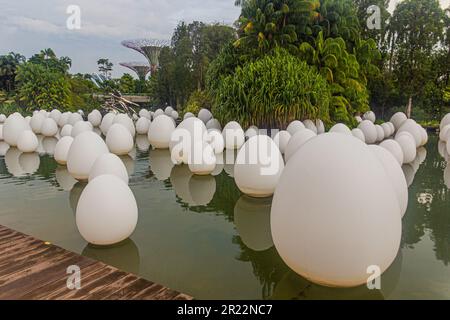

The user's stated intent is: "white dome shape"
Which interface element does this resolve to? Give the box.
[285,129,316,162]
[273,130,291,154]
[358,120,377,144]
[234,135,284,197]
[54,136,74,165]
[30,113,46,134]
[77,109,85,116]
[245,126,258,140]
[439,125,450,141]
[205,129,225,154]
[50,109,62,123]
[206,118,221,131]
[71,121,93,137]
[379,139,404,166]
[388,122,395,135]
[17,130,38,153]
[106,123,134,156]
[271,133,401,287]
[164,106,174,116]
[363,111,376,123]
[396,119,422,147]
[154,109,164,118]
[25,116,31,125]
[420,127,428,146]
[390,112,407,130]
[222,121,245,150]
[330,123,351,135]
[171,111,179,120]
[41,118,58,137]
[0,124,3,141]
[351,128,365,143]
[381,123,392,138]
[100,113,116,135]
[0,141,9,156]
[139,109,150,119]
[441,113,450,130]
[87,109,102,127]
[136,117,150,135]
[88,153,129,184]
[113,114,135,137]
[0,114,6,123]
[148,115,175,149]
[68,112,83,126]
[67,131,109,180]
[395,133,417,164]
[375,124,385,142]
[60,124,73,137]
[58,112,71,127]
[369,145,408,217]
[76,174,138,246]
[303,119,317,134]
[198,108,213,124]
[3,113,30,147]
[355,116,363,123]
[315,120,325,134]
[286,120,305,136]
[188,141,216,175]
[183,112,194,120]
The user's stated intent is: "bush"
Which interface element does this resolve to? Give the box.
[210,48,331,129]
[183,90,213,116]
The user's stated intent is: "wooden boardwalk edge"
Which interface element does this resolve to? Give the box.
[0,225,193,300]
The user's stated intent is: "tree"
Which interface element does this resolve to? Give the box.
[97,58,113,78]
[118,73,135,94]
[0,52,25,92]
[29,49,72,73]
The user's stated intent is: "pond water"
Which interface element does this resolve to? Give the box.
[0,133,449,300]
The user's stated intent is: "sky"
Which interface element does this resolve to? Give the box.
[0,0,448,78]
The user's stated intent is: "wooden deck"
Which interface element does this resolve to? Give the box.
[0,225,192,300]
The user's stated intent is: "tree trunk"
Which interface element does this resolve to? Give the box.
[406,96,412,119]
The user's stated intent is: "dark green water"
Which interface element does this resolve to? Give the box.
[0,134,449,299]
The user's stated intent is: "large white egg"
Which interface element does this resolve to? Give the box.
[0,141,9,156]
[234,135,284,197]
[135,117,150,135]
[286,120,305,136]
[50,109,62,123]
[188,141,216,175]
[3,113,30,146]
[315,120,325,134]
[0,124,3,141]
[198,109,213,124]
[183,112,194,120]
[245,126,258,140]
[60,124,73,137]
[330,123,351,135]
[0,114,6,123]
[54,136,74,165]
[285,129,316,162]
[106,123,134,155]
[390,112,407,130]
[164,106,174,116]
[17,130,39,153]
[363,111,376,123]
[113,114,135,137]
[271,133,401,287]
[87,109,102,127]
[222,121,245,150]
[369,145,408,217]
[76,174,138,246]
[71,121,93,137]
[67,131,109,180]
[41,118,58,137]
[30,113,46,134]
[171,111,179,120]
[273,130,291,154]
[396,119,422,147]
[68,112,83,126]
[58,112,71,127]
[154,109,164,118]
[379,139,404,166]
[205,129,225,154]
[358,120,377,144]
[303,119,317,134]
[100,113,116,135]
[139,109,150,119]
[148,114,175,149]
[375,124,385,142]
[381,123,391,138]
[351,128,365,143]
[395,133,416,164]
[440,113,450,130]
[89,153,129,184]
[206,118,221,131]
[420,127,428,146]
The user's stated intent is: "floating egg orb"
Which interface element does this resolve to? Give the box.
[440,113,450,131]
[136,135,150,152]
[206,118,221,131]
[330,123,351,135]
[183,112,194,120]
[358,120,377,144]
[285,129,316,162]
[113,114,136,137]
[136,117,150,135]
[303,119,317,134]
[188,141,216,175]
[71,121,93,137]
[206,129,225,154]
[0,141,8,156]
[60,124,73,137]
[5,147,25,177]
[381,123,392,138]
[153,109,164,118]
[58,112,71,127]
[164,106,174,116]
[351,128,365,143]
[198,109,213,124]
[100,113,116,135]
[0,114,6,123]
[67,131,109,180]
[17,130,39,153]
[41,118,58,137]
[222,121,245,150]
[245,126,258,140]
[89,153,129,184]
[315,120,325,134]
[375,124,385,142]
[87,109,102,127]
[273,130,291,154]
[68,112,83,126]
[148,115,175,149]
[3,113,30,147]
[30,113,46,134]
[76,174,138,246]
[139,109,150,119]
[395,133,416,164]
[286,120,305,136]
[271,133,401,287]
[54,136,74,165]
[363,111,376,123]
[106,123,134,156]
[390,112,407,131]
[50,109,62,123]
[0,124,3,141]
[171,111,179,120]
[396,119,422,147]
[379,139,404,166]
[234,135,284,197]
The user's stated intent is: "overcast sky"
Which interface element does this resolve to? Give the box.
[0,0,448,78]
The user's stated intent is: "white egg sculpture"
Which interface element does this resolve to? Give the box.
[60,124,73,137]
[50,109,62,123]
[69,112,83,126]
[198,109,213,124]
[270,133,401,287]
[67,131,109,180]
[154,109,164,118]
[76,174,138,246]
[395,133,417,164]
[41,118,58,137]
[235,135,284,197]
[188,141,216,175]
[106,123,134,156]
[206,118,221,131]
[71,121,93,137]
[0,141,9,156]
[369,145,408,217]
[273,130,291,154]
[315,120,325,134]
[222,121,245,150]
[164,106,174,116]
[206,129,225,154]
[286,120,305,136]
[30,113,46,134]
[113,114,135,137]
[3,113,30,147]
[87,109,102,127]
[100,113,116,135]
[351,128,365,143]
[375,124,385,142]
[183,112,194,120]
[396,119,422,147]
[139,109,150,119]
[136,117,150,135]
[148,114,175,149]
[440,125,450,141]
[390,112,407,131]
[441,113,450,130]
[330,123,351,135]
[363,111,376,123]
[420,127,428,146]
[245,126,258,139]
[379,139,404,166]
[0,124,3,141]
[358,120,377,144]
[285,129,316,162]
[88,153,129,184]
[54,136,74,165]
[58,112,71,127]
[0,114,6,123]
[303,119,317,134]
[171,111,179,120]
[381,123,391,138]
[17,130,38,153]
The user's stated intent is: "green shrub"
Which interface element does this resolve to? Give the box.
[183,90,213,116]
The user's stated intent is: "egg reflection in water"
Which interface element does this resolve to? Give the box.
[5,148,25,177]
[188,175,216,206]
[136,135,150,152]
[234,195,273,252]
[149,149,173,181]
[55,166,77,191]
[42,137,58,155]
[170,165,194,204]
[69,182,87,215]
[119,154,135,177]
[0,141,10,156]
[18,152,40,175]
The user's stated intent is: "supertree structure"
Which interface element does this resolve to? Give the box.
[119,62,151,81]
[121,39,169,75]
